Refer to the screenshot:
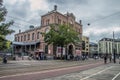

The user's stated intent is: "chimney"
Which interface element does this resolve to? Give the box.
[54,5,57,11]
[79,20,82,25]
[19,29,21,33]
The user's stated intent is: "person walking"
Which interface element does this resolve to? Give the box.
[104,55,107,64]
[109,54,112,63]
[3,55,7,64]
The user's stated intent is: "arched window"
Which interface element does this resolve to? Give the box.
[18,36,19,42]
[32,33,34,40]
[21,36,23,42]
[37,32,40,39]
[24,35,26,41]
[15,37,17,41]
[28,34,30,40]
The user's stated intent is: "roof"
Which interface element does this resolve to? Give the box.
[99,38,120,42]
[89,42,98,47]
[15,26,41,35]
[12,41,40,46]
[115,39,120,42]
[99,38,113,41]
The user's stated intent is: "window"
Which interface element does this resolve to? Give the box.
[82,41,85,50]
[28,34,30,40]
[18,36,19,42]
[48,19,50,25]
[46,19,50,25]
[79,29,81,33]
[15,37,17,41]
[21,36,23,42]
[86,49,88,51]
[42,19,44,25]
[86,45,88,47]
[63,21,66,25]
[24,35,26,41]
[37,32,39,39]
[86,41,88,43]
[58,19,61,24]
[32,33,34,40]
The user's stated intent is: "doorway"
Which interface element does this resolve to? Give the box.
[68,45,74,59]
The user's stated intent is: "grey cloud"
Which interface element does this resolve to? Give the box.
[47,0,88,5]
[4,0,120,42]
[89,31,113,42]
[5,0,30,18]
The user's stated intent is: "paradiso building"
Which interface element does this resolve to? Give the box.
[12,5,83,59]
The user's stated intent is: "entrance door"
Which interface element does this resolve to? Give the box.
[68,45,74,59]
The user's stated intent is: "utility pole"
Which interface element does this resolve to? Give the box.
[113,31,116,63]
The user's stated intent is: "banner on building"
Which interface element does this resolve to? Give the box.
[56,47,65,55]
[75,50,81,56]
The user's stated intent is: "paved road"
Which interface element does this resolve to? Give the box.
[0,59,102,76]
[0,59,120,80]
[0,61,103,80]
[44,63,120,80]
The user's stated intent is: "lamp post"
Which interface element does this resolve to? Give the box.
[113,31,116,63]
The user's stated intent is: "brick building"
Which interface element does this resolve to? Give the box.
[12,5,83,59]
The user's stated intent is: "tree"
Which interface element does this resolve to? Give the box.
[44,24,80,58]
[0,0,14,51]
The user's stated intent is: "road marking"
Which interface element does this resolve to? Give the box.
[80,66,113,80]
[112,72,120,80]
[0,62,103,79]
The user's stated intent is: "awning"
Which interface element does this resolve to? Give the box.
[12,41,40,46]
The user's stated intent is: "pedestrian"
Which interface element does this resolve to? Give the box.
[109,54,112,63]
[104,55,107,64]
[3,55,7,64]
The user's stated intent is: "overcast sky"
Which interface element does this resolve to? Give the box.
[4,0,120,42]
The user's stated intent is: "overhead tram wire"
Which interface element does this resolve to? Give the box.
[7,15,36,25]
[6,15,38,28]
[5,20,30,28]
[87,10,120,26]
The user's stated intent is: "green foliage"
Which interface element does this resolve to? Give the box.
[44,24,80,47]
[0,0,14,51]
[0,0,7,22]
[0,21,14,36]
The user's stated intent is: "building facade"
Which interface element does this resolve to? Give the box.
[13,5,83,59]
[89,42,98,57]
[98,38,120,56]
[82,36,89,56]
